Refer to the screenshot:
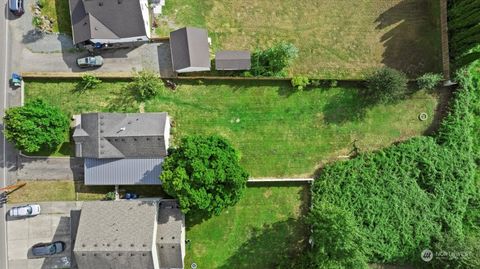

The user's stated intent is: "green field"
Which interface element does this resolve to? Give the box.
[155,0,441,78]
[25,79,438,177]
[185,184,308,268]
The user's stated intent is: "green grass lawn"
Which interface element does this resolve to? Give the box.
[38,0,72,35]
[185,183,309,268]
[25,79,438,177]
[155,0,441,79]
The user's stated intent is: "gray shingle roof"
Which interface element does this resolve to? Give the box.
[169,27,211,72]
[84,158,163,185]
[215,50,251,70]
[73,112,169,159]
[73,200,185,269]
[69,0,148,44]
[74,201,157,269]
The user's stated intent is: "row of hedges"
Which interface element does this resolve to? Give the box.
[305,63,479,268]
[448,0,480,68]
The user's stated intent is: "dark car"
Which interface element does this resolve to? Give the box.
[76,56,104,68]
[8,0,24,16]
[32,241,66,257]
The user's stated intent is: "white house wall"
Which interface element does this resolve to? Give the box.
[139,0,151,38]
[176,66,211,73]
[90,35,149,44]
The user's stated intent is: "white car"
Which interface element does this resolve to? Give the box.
[9,204,41,217]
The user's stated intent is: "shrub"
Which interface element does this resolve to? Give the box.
[4,99,69,153]
[160,135,249,216]
[104,192,116,201]
[128,70,165,100]
[250,42,298,77]
[365,67,408,104]
[417,73,442,90]
[291,76,309,90]
[32,16,43,28]
[77,74,102,92]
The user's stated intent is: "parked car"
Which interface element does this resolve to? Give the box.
[76,56,104,68]
[8,0,24,16]
[8,204,41,217]
[32,241,66,257]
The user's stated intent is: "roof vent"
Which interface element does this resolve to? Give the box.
[98,2,103,6]
[119,127,126,132]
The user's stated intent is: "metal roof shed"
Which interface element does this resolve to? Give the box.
[215,50,251,70]
[169,27,211,73]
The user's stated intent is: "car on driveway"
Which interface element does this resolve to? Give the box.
[8,0,24,16]
[76,56,104,68]
[32,241,66,257]
[9,204,41,217]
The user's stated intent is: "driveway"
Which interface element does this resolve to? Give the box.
[6,202,82,269]
[9,1,175,77]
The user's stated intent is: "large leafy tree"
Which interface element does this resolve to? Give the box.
[250,42,298,77]
[365,67,408,104]
[4,99,69,153]
[160,135,249,215]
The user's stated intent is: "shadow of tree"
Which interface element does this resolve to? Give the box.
[322,88,371,124]
[217,218,308,269]
[105,86,140,112]
[375,0,442,77]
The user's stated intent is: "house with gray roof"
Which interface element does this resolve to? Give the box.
[69,0,151,45]
[73,112,171,185]
[72,200,185,269]
[169,27,211,73]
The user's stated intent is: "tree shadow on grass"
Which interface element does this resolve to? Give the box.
[322,87,374,124]
[216,218,309,269]
[105,86,140,112]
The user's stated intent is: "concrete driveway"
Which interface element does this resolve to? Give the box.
[9,1,175,77]
[6,202,82,269]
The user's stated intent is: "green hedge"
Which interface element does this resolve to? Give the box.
[309,64,479,267]
[448,0,480,68]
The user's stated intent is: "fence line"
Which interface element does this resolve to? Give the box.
[248,178,314,183]
[439,0,451,81]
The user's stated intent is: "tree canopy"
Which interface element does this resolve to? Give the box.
[4,99,69,153]
[365,67,408,104]
[249,42,298,77]
[160,135,249,215]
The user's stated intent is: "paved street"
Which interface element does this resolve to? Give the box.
[6,202,82,269]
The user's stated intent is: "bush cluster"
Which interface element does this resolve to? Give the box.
[365,67,408,104]
[249,42,298,77]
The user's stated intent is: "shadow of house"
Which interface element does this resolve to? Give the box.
[375,0,442,77]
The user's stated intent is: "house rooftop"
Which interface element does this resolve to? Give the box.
[69,0,148,44]
[73,112,170,159]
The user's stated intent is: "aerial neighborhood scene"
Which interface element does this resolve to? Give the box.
[0,0,479,268]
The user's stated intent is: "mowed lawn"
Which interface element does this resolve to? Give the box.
[156,0,441,78]
[25,79,438,177]
[185,184,309,268]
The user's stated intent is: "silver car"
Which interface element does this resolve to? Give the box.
[9,204,41,217]
[32,241,66,257]
[76,56,104,68]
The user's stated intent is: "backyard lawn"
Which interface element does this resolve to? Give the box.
[25,79,438,177]
[155,0,442,78]
[184,183,309,268]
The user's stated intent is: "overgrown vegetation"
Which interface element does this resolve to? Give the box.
[128,71,165,100]
[309,65,479,267]
[248,42,298,77]
[291,76,310,90]
[77,74,102,92]
[161,135,249,215]
[365,67,408,104]
[417,72,443,90]
[448,0,480,68]
[4,99,69,153]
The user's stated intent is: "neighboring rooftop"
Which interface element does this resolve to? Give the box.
[69,0,149,44]
[73,200,185,269]
[215,50,251,70]
[73,112,170,159]
[169,27,211,73]
[84,158,163,185]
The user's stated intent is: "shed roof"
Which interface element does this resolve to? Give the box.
[69,0,148,44]
[215,50,251,70]
[169,27,211,71]
[84,158,163,185]
[73,112,169,159]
